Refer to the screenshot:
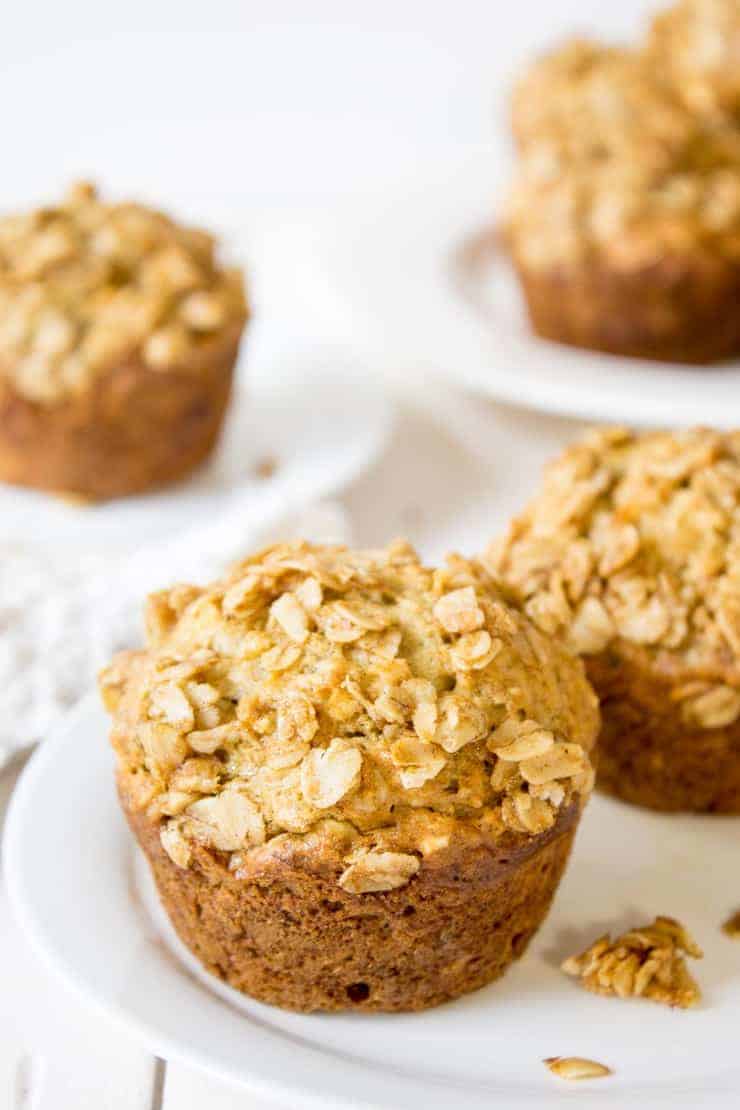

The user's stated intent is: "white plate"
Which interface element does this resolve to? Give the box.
[0,337,393,549]
[304,145,740,428]
[5,696,740,1109]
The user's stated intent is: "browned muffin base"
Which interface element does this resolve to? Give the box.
[587,650,740,813]
[0,325,243,500]
[125,787,579,1013]
[514,256,740,364]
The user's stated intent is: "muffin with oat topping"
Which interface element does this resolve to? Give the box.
[100,541,598,1012]
[504,21,740,363]
[0,182,247,499]
[487,426,740,813]
[503,112,740,363]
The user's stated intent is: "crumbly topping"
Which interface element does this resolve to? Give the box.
[101,541,598,891]
[0,182,247,404]
[488,428,740,725]
[650,0,740,117]
[505,11,740,271]
[561,915,703,1008]
[512,39,695,176]
[544,1057,612,1081]
[504,130,740,270]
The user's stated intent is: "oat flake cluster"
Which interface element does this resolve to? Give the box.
[562,915,703,1008]
[488,427,740,730]
[100,542,598,894]
[0,182,246,404]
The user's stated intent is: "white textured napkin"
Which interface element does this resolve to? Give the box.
[0,501,349,769]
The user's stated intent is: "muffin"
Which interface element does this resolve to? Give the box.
[649,0,740,119]
[503,126,740,363]
[487,426,740,813]
[100,540,599,1013]
[0,182,247,500]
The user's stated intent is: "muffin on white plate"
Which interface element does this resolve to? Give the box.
[0,182,247,499]
[101,541,599,1012]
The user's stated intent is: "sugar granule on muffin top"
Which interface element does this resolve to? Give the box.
[102,541,598,891]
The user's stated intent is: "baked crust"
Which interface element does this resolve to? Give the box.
[513,253,740,363]
[124,775,580,1012]
[586,646,740,811]
[0,323,241,499]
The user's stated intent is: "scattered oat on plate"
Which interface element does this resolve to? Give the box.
[561,915,703,1009]
[722,910,740,938]
[544,1057,612,1081]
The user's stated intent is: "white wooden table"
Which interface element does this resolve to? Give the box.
[0,395,582,1109]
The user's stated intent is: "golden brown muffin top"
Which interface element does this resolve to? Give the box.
[511,38,695,176]
[487,427,740,729]
[503,126,740,270]
[505,10,740,272]
[100,541,598,893]
[650,0,740,117]
[0,183,247,405]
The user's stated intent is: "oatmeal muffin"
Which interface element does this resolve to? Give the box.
[100,541,599,1013]
[487,426,740,813]
[0,183,247,499]
[503,124,740,363]
[649,0,740,119]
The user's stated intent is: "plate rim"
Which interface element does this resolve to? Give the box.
[303,144,740,429]
[0,351,395,550]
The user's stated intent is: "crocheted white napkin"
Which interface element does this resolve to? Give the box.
[0,501,349,769]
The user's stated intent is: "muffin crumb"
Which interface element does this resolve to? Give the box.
[544,1057,612,1081]
[561,915,703,1008]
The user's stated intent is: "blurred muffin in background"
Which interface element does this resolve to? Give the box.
[511,38,694,177]
[502,124,740,362]
[0,183,248,500]
[503,1,740,363]
[649,0,740,119]
[487,425,740,813]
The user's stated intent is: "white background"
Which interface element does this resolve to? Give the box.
[0,3,680,1109]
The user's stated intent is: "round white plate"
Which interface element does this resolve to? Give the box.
[5,696,740,1109]
[0,337,393,549]
[304,145,740,428]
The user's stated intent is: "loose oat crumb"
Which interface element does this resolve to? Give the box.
[544,1057,612,1081]
[722,909,740,938]
[253,455,278,479]
[561,915,703,1009]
